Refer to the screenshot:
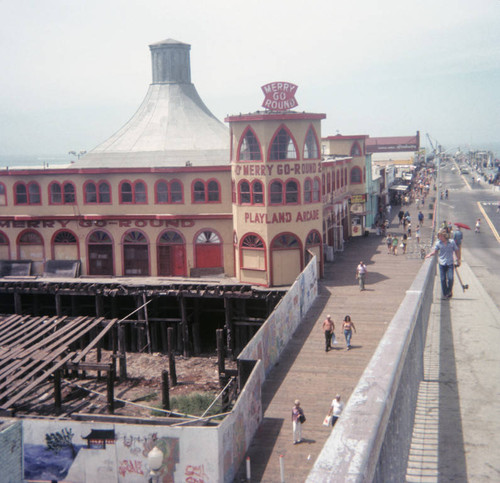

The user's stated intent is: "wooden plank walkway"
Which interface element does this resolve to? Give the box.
[236,202,436,482]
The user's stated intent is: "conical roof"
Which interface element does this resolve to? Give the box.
[75,39,229,168]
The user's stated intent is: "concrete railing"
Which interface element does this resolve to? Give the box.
[307,255,436,483]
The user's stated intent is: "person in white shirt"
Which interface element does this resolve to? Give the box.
[327,394,344,427]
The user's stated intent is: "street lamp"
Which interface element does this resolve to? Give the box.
[147,446,163,483]
[68,150,87,161]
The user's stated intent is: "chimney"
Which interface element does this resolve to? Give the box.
[149,39,191,84]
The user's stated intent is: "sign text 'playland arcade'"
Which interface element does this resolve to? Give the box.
[261,82,298,111]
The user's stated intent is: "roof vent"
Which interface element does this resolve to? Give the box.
[149,39,191,84]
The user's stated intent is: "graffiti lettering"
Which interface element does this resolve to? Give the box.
[185,464,208,483]
[118,459,144,477]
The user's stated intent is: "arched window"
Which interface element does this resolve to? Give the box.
[207,180,220,202]
[271,233,299,249]
[120,180,147,204]
[332,171,336,191]
[49,182,75,204]
[285,180,299,204]
[238,127,262,161]
[239,181,251,204]
[85,181,111,204]
[327,172,331,193]
[193,180,206,203]
[28,182,41,204]
[85,182,97,203]
[194,230,222,270]
[134,181,147,203]
[252,181,264,204]
[269,127,298,160]
[157,230,186,276]
[54,231,77,244]
[350,142,362,156]
[63,182,76,204]
[270,180,283,204]
[120,182,133,203]
[304,179,313,203]
[303,126,319,159]
[0,182,6,206]
[88,230,113,276]
[98,181,111,203]
[156,181,168,203]
[344,168,348,186]
[18,230,44,274]
[306,230,321,246]
[123,230,149,276]
[240,233,266,271]
[15,182,41,205]
[350,166,362,184]
[336,169,340,189]
[53,230,78,260]
[171,181,183,203]
[313,178,321,202]
[50,182,62,204]
[240,180,264,205]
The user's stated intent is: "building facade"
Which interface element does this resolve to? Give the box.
[0,39,417,287]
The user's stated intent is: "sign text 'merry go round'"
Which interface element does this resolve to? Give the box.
[261,82,298,111]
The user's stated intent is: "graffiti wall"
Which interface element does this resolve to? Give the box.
[220,360,264,482]
[238,255,318,376]
[23,418,218,482]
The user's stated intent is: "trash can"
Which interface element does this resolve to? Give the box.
[428,213,433,220]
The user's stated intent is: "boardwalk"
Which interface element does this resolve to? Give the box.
[236,204,435,482]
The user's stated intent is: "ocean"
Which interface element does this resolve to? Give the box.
[1,142,498,169]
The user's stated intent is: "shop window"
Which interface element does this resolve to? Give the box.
[269,126,298,160]
[238,127,262,161]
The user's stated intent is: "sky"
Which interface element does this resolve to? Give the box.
[1,0,499,159]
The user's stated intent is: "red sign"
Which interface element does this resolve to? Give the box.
[261,82,298,111]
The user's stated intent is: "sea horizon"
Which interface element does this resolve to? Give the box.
[1,141,499,168]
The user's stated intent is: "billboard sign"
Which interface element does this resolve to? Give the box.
[261,82,298,111]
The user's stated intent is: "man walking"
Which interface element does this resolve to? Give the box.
[426,228,460,298]
[322,315,335,352]
[356,261,367,290]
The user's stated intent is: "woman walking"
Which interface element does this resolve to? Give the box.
[291,399,305,444]
[343,315,357,350]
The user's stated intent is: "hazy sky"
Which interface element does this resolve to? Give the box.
[1,0,499,158]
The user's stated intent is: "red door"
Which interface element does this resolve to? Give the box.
[195,244,221,268]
